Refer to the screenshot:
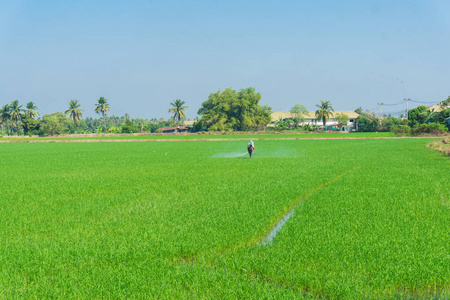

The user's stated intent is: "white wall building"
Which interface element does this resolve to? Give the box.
[270,111,361,130]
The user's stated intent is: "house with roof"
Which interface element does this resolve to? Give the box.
[427,104,450,112]
[159,126,190,133]
[158,120,196,133]
[270,111,361,131]
[183,120,195,127]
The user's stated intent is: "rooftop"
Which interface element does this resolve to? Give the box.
[271,111,360,121]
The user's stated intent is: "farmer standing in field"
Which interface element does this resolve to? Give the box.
[248,140,255,158]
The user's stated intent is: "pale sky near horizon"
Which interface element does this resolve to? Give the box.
[1,0,449,119]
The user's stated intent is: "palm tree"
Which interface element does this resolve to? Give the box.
[95,96,110,130]
[9,100,23,133]
[25,101,39,119]
[169,99,188,122]
[315,100,335,127]
[65,99,84,133]
[0,104,11,134]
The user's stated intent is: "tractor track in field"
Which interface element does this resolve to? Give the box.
[0,136,444,143]
[199,166,363,256]
[257,166,362,246]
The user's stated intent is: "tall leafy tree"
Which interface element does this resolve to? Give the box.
[354,107,376,119]
[290,104,308,127]
[0,104,11,134]
[407,105,427,127]
[357,115,380,132]
[65,99,84,133]
[21,116,40,135]
[315,100,334,127]
[9,100,23,133]
[420,108,438,124]
[25,101,39,119]
[197,87,271,131]
[169,99,188,122]
[42,112,68,135]
[335,113,349,129]
[95,97,110,130]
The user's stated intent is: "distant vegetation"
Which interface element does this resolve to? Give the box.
[0,97,182,136]
[355,100,450,135]
[1,92,449,136]
[194,87,272,132]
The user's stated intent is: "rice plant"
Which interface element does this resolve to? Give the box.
[0,138,448,298]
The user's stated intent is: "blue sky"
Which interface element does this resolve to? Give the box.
[1,0,449,119]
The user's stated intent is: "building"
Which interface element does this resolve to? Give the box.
[427,104,450,112]
[159,126,190,133]
[183,120,195,127]
[270,111,361,130]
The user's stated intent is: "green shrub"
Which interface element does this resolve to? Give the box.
[357,116,380,132]
[390,125,411,136]
[302,124,319,132]
[107,126,122,133]
[411,123,448,135]
[30,129,45,136]
[121,120,140,133]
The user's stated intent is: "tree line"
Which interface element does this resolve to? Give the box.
[1,90,449,136]
[0,88,272,136]
[354,97,450,135]
[274,98,449,134]
[0,97,191,136]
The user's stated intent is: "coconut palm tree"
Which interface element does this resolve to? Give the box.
[95,96,110,130]
[9,100,23,133]
[169,99,188,122]
[65,99,84,133]
[25,101,39,119]
[315,100,335,127]
[0,104,11,134]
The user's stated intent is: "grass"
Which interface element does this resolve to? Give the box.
[428,136,450,156]
[0,138,448,298]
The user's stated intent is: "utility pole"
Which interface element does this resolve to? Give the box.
[377,103,383,118]
[404,98,410,119]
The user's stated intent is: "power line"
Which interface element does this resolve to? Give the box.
[379,99,437,107]
[367,98,440,119]
[383,109,405,116]
[380,100,406,106]
[409,99,437,104]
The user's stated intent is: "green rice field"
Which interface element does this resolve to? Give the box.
[0,138,449,298]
